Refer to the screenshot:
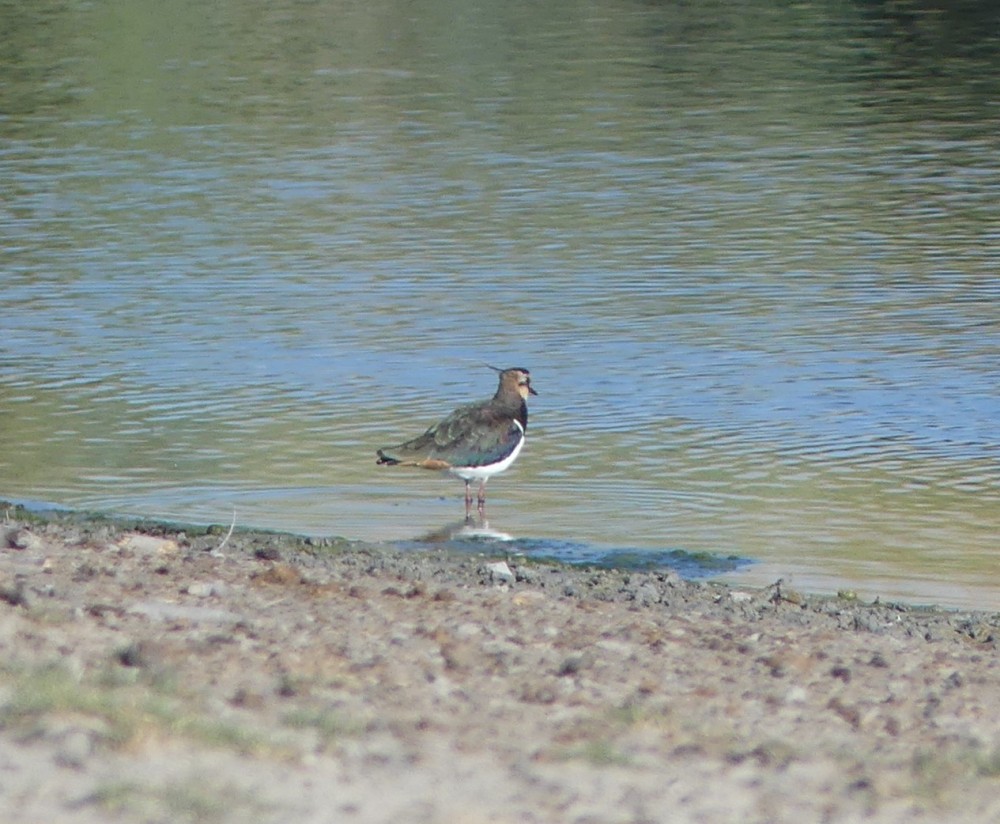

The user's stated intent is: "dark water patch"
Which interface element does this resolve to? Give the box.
[398,530,750,580]
[513,539,750,579]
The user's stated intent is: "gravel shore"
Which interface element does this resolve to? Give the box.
[1,505,999,823]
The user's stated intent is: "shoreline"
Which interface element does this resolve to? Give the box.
[6,498,989,612]
[1,504,999,822]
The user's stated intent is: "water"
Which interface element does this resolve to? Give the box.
[2,0,999,608]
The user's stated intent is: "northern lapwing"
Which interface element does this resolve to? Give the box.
[376,366,537,515]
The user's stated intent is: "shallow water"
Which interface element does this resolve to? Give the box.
[2,0,999,608]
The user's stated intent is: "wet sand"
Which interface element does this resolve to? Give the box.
[1,505,999,823]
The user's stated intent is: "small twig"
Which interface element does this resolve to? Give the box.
[211,508,237,557]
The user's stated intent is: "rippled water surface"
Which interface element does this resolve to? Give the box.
[2,0,999,608]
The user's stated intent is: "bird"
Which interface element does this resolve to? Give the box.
[376,366,537,515]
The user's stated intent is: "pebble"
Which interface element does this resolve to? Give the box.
[631,583,661,606]
[128,600,240,624]
[483,561,514,585]
[55,729,95,768]
[47,717,108,768]
[511,590,546,607]
[454,622,483,639]
[556,653,591,677]
[0,579,29,608]
[186,581,226,598]
[12,529,44,552]
[785,686,808,704]
[117,534,179,556]
[830,665,852,683]
[440,639,479,672]
[117,640,158,669]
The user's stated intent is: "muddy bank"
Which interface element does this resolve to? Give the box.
[1,505,999,823]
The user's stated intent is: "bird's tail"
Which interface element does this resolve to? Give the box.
[376,448,451,471]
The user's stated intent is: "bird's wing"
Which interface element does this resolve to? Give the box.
[382,400,522,468]
[432,411,524,468]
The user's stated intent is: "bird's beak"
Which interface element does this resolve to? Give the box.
[529,385,538,396]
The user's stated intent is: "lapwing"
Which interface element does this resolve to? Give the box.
[376,366,537,515]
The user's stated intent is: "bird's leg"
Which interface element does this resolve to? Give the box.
[477,480,487,516]
[464,481,473,516]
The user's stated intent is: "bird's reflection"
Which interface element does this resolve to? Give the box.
[417,513,514,545]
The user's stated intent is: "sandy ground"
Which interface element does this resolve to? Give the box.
[1,505,999,824]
